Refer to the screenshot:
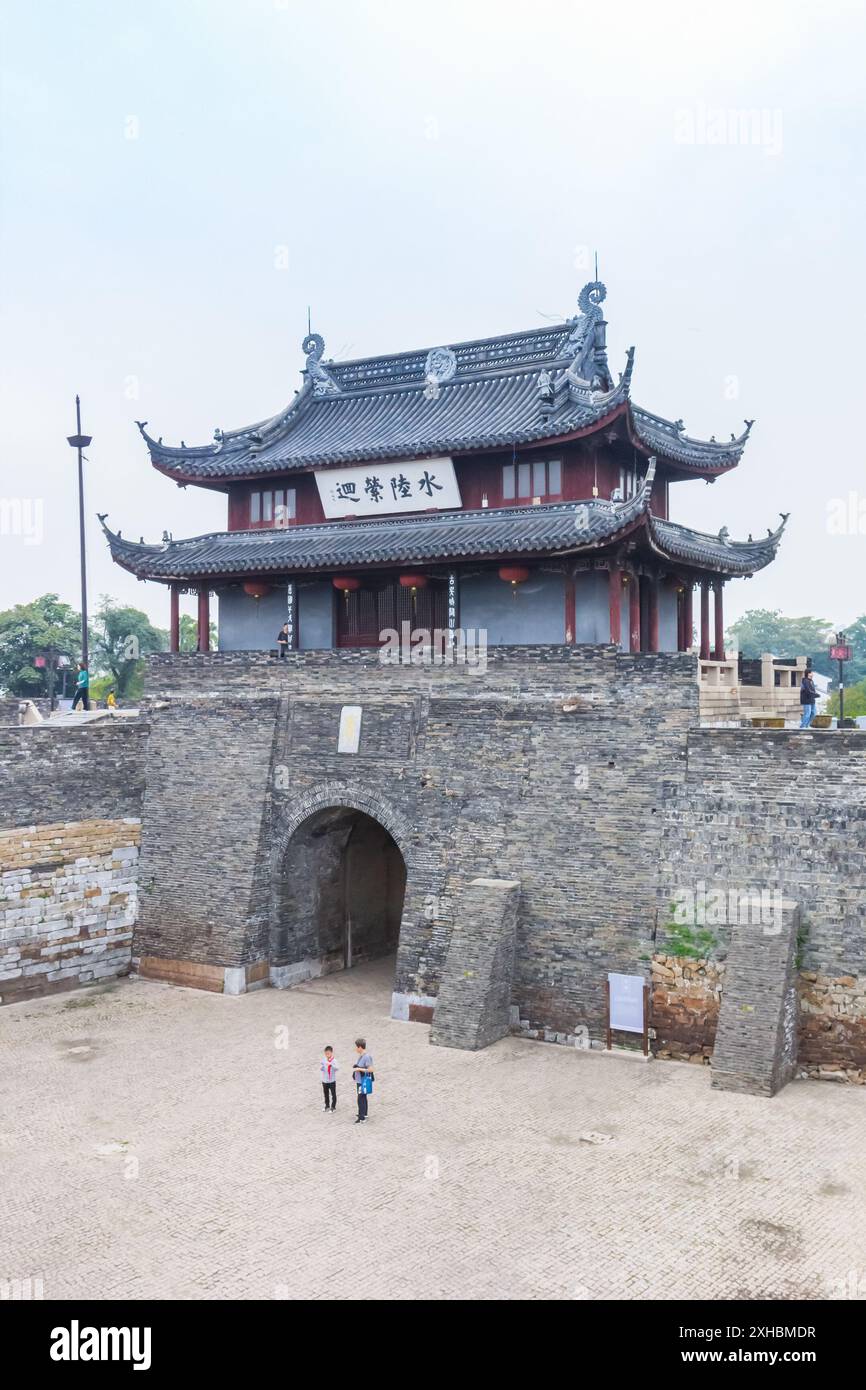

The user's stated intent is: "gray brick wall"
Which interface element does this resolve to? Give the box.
[0,723,147,828]
[657,729,866,975]
[135,697,279,968]
[430,877,520,1050]
[711,898,799,1096]
[136,648,698,1039]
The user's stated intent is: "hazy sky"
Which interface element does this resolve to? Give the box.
[2,0,864,634]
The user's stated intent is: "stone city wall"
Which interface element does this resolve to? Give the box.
[137,648,697,1027]
[1,652,864,1081]
[0,721,147,1004]
[656,728,866,1078]
[0,818,140,1004]
[798,970,866,1083]
[0,722,148,827]
[650,954,724,1063]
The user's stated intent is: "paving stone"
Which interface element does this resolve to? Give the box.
[0,960,863,1301]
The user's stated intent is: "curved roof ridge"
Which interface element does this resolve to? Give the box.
[632,404,753,451]
[131,281,755,480]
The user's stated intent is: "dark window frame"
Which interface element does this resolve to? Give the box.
[249,487,297,528]
[502,458,563,504]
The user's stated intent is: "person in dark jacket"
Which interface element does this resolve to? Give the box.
[799,670,818,728]
[276,623,289,658]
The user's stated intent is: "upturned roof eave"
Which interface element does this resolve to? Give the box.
[102,495,783,586]
[105,536,777,586]
[143,399,633,485]
[139,400,750,485]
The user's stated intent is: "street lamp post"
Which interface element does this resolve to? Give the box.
[829,631,853,727]
[45,643,57,713]
[66,396,93,670]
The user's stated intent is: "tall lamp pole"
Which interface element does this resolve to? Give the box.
[67,396,93,669]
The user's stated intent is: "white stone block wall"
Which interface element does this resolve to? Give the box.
[0,819,140,1004]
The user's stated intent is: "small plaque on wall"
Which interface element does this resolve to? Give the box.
[337,705,362,754]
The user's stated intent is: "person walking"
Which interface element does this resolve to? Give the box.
[799,669,818,728]
[320,1045,339,1112]
[276,622,290,658]
[352,1037,374,1124]
[71,661,90,711]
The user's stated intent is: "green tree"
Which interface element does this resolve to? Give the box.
[726,609,836,676]
[0,594,82,697]
[91,597,167,700]
[178,613,218,652]
[827,677,866,720]
[838,615,866,685]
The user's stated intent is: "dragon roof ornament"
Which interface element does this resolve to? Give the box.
[562,280,612,390]
[303,332,341,397]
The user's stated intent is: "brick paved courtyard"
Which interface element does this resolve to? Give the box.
[2,959,864,1301]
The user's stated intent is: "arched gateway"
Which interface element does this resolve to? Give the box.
[271,804,408,985]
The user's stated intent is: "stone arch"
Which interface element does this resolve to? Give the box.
[270,781,417,879]
[269,782,415,989]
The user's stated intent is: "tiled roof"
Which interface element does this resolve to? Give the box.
[135,282,752,481]
[650,515,784,572]
[101,474,785,582]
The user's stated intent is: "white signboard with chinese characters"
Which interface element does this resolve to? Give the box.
[608,973,645,1033]
[315,456,461,518]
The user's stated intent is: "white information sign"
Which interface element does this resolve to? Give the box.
[608,972,645,1034]
[316,456,461,518]
[337,705,362,754]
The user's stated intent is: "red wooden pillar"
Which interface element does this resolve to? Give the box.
[713,579,725,661]
[197,586,210,653]
[169,585,180,653]
[608,563,623,646]
[628,573,641,652]
[700,581,711,660]
[683,582,694,652]
[647,575,660,653]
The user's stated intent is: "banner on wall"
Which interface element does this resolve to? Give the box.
[315,457,461,518]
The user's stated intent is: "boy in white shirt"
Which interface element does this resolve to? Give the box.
[320,1045,339,1112]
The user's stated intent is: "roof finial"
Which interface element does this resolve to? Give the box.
[307,305,311,336]
[302,329,341,396]
[594,250,598,283]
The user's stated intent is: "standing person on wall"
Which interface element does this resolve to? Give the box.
[799,668,818,729]
[71,661,90,711]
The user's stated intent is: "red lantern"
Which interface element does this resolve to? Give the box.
[332,575,360,611]
[499,565,529,600]
[243,581,272,600]
[398,573,428,589]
